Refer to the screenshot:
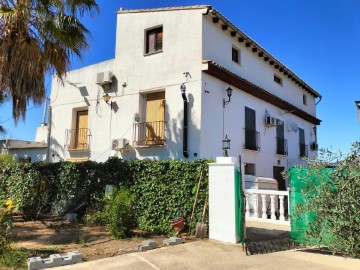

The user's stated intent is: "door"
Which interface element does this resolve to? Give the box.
[273,166,286,191]
[276,119,286,155]
[145,92,165,145]
[299,128,306,157]
[76,110,88,149]
[245,107,256,150]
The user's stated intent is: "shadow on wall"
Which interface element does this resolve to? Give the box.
[49,117,73,162]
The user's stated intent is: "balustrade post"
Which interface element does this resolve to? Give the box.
[245,194,250,218]
[261,194,267,219]
[279,195,285,221]
[270,195,276,220]
[253,194,259,218]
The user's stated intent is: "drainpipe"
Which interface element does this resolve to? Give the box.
[181,84,189,158]
[315,96,322,105]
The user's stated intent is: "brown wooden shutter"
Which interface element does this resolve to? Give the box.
[145,92,165,144]
[76,110,88,149]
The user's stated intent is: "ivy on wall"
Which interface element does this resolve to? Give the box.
[0,158,211,233]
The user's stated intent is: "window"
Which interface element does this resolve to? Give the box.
[19,157,31,163]
[303,94,307,105]
[276,119,287,155]
[244,107,259,151]
[65,109,90,150]
[232,47,240,64]
[244,163,255,175]
[274,74,282,85]
[133,91,165,146]
[145,26,163,55]
[299,128,308,157]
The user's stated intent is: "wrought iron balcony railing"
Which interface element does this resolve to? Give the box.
[244,128,260,151]
[133,121,165,146]
[65,128,91,150]
[299,143,308,158]
[276,137,288,155]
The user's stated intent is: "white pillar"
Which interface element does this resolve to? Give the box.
[209,157,239,244]
[270,195,276,220]
[253,194,259,218]
[261,194,267,219]
[279,195,285,221]
[245,194,250,218]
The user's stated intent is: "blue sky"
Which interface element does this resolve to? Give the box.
[0,0,359,154]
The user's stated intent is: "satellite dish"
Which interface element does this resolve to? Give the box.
[288,122,299,132]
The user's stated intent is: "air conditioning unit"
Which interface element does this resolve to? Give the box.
[112,138,128,150]
[311,142,318,151]
[265,116,276,126]
[96,71,113,86]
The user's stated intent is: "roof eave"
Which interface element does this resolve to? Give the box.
[205,8,321,99]
[202,60,321,125]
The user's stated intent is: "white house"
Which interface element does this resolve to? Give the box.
[49,5,321,188]
[0,139,47,162]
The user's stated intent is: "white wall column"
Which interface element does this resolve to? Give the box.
[209,156,240,244]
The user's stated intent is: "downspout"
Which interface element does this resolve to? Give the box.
[315,96,322,105]
[181,90,189,158]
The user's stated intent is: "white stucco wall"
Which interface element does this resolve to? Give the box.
[50,8,207,162]
[49,7,320,180]
[202,14,317,116]
[200,73,317,178]
[9,148,47,163]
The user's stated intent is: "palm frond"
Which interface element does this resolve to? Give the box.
[0,0,98,122]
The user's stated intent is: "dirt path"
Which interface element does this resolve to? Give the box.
[11,215,187,261]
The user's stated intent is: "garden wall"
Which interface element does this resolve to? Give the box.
[0,158,210,234]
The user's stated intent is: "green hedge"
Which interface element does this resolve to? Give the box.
[0,158,210,233]
[129,159,209,233]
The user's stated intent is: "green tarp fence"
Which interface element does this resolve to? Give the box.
[289,167,334,246]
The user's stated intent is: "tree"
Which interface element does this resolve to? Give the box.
[292,142,360,257]
[0,0,99,122]
[0,91,5,133]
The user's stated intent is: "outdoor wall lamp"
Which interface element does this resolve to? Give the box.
[180,83,187,101]
[223,86,233,108]
[222,135,231,157]
[103,93,111,103]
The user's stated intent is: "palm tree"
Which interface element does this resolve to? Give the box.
[0,90,5,133]
[0,0,99,122]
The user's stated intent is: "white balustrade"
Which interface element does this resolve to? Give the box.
[245,194,250,218]
[244,189,290,225]
[261,195,267,219]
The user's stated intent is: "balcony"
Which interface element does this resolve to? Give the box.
[299,143,308,158]
[133,121,165,147]
[65,128,91,151]
[276,137,288,155]
[244,128,260,151]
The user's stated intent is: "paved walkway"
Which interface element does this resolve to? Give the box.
[54,222,360,269]
[57,239,360,270]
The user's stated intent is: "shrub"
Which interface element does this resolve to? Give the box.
[103,188,136,239]
[0,154,14,167]
[0,199,14,254]
[0,247,27,269]
[292,142,360,257]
